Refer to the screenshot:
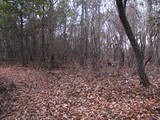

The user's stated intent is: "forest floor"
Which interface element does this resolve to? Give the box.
[0,64,160,120]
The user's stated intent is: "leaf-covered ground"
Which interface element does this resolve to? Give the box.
[0,65,160,120]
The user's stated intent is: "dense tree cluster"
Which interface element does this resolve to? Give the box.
[0,0,159,86]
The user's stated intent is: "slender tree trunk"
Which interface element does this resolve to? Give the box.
[146,0,153,64]
[41,5,45,64]
[116,0,150,87]
[48,2,55,69]
[97,0,101,59]
[80,0,85,65]
[84,1,88,63]
[20,12,27,67]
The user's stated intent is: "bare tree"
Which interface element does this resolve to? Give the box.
[116,0,150,87]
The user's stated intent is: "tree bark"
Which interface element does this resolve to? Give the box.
[80,0,85,65]
[20,12,27,67]
[41,5,45,64]
[116,0,150,87]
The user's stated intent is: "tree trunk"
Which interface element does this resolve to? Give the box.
[47,1,56,69]
[116,0,150,87]
[41,5,45,64]
[20,12,27,67]
[84,1,88,64]
[80,0,85,65]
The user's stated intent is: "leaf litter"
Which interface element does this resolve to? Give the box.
[0,65,160,120]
